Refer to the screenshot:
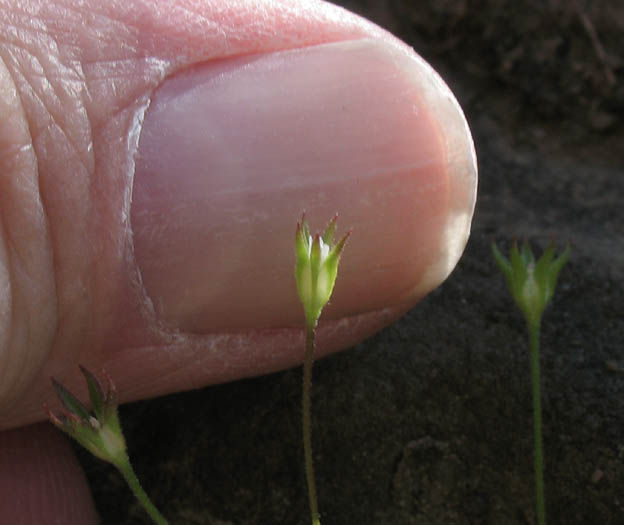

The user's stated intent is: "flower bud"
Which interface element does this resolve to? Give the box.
[492,241,569,327]
[48,366,127,466]
[295,214,350,329]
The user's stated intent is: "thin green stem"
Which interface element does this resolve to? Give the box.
[528,319,546,525]
[113,456,169,525]
[303,321,321,525]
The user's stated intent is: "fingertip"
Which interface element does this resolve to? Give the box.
[0,423,99,524]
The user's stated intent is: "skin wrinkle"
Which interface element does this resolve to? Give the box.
[103,0,369,61]
[1,10,93,179]
[0,87,51,414]
[1,8,50,47]
[0,131,36,380]
[0,13,72,410]
[2,194,51,412]
[0,214,13,372]
[8,41,93,212]
[4,48,78,154]
[37,83,92,181]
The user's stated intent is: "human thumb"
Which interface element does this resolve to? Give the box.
[0,0,476,430]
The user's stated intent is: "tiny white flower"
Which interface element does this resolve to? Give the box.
[492,241,569,327]
[295,214,350,329]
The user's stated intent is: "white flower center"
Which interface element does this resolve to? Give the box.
[319,238,330,259]
[307,235,330,260]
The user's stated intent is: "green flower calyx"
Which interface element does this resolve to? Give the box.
[492,241,570,327]
[295,214,350,329]
[48,366,127,466]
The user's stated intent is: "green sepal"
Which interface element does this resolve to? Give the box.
[492,240,570,327]
[51,378,91,423]
[321,214,338,245]
[534,243,570,306]
[48,367,127,466]
[294,214,350,329]
[80,365,105,420]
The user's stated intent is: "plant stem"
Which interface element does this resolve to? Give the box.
[303,321,321,525]
[528,319,546,525]
[114,456,169,525]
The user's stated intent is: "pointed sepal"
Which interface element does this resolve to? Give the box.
[492,240,570,327]
[48,367,127,466]
[294,214,351,329]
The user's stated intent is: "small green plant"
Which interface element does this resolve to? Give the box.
[492,240,570,525]
[48,366,169,525]
[294,213,350,525]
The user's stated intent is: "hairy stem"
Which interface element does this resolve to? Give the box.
[114,456,169,525]
[528,319,546,525]
[303,321,320,525]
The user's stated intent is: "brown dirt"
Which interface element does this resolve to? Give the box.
[79,1,624,523]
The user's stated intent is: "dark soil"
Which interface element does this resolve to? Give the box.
[80,1,624,523]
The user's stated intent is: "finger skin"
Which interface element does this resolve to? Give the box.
[0,0,477,430]
[0,423,99,524]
